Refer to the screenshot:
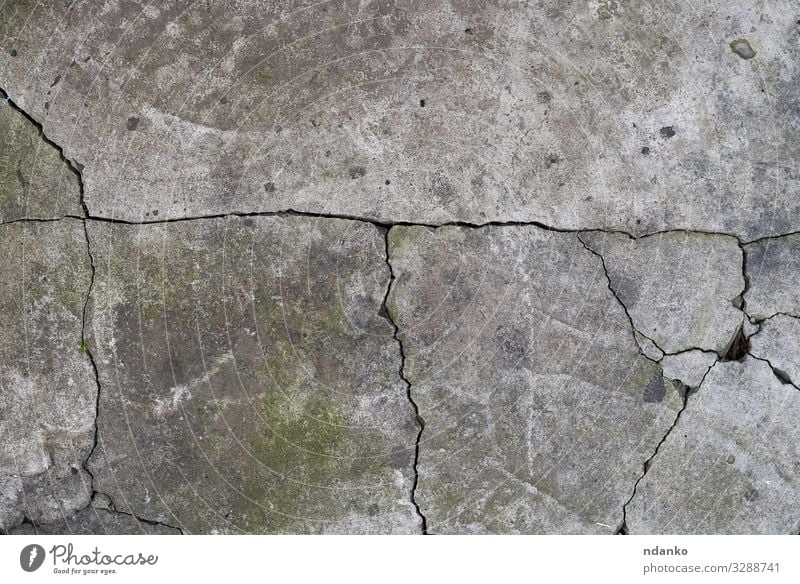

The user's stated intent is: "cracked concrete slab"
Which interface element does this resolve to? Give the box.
[580,232,744,355]
[0,96,83,222]
[627,357,800,534]
[387,225,683,533]
[0,220,95,531]
[84,216,420,534]
[2,1,800,537]
[744,234,800,321]
[0,2,798,238]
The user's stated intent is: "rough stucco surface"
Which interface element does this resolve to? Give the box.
[1,1,800,535]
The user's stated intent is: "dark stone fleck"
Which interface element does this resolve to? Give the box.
[419,99,426,107]
[536,91,552,104]
[126,116,140,131]
[729,38,756,60]
[9,49,17,57]
[544,153,561,168]
[464,28,473,35]
[385,179,391,185]
[641,146,650,155]
[349,166,367,179]
[659,126,676,138]
[726,454,736,464]
[263,182,276,194]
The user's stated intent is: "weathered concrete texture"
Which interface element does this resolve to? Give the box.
[744,234,800,321]
[387,225,683,534]
[660,350,718,388]
[0,99,83,222]
[580,232,744,355]
[85,217,419,534]
[749,315,800,387]
[0,2,798,238]
[6,506,181,535]
[0,220,95,531]
[628,358,800,534]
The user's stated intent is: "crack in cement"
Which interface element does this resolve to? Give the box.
[577,234,669,365]
[616,361,719,534]
[381,226,428,534]
[79,219,103,508]
[747,353,800,391]
[96,492,185,534]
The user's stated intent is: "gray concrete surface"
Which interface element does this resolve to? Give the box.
[1,1,799,534]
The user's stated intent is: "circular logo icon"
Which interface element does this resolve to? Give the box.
[20,544,45,572]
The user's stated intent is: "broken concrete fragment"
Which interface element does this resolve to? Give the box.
[628,358,800,534]
[749,315,800,386]
[0,3,798,239]
[0,220,95,530]
[6,506,180,535]
[660,350,717,387]
[744,235,800,321]
[0,98,83,222]
[580,232,743,355]
[743,319,760,339]
[85,217,419,534]
[387,226,683,533]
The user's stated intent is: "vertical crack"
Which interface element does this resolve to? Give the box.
[379,226,428,534]
[79,217,102,501]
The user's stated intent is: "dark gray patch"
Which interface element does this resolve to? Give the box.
[729,38,756,60]
[536,91,552,104]
[643,376,666,403]
[126,116,140,131]
[263,181,276,194]
[744,484,759,502]
[349,166,367,179]
[659,126,676,138]
[726,454,735,464]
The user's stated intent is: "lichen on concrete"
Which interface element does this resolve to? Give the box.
[0,220,95,531]
[84,217,420,534]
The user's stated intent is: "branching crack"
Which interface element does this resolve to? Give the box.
[380,226,428,534]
